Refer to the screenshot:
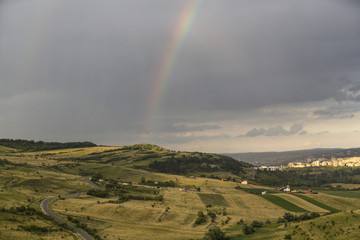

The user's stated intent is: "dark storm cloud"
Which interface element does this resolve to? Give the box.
[240,123,305,137]
[152,123,220,133]
[148,133,231,145]
[312,102,360,119]
[0,0,359,146]
[164,0,360,112]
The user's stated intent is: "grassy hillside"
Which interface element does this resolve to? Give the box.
[0,145,18,152]
[50,143,253,178]
[1,143,360,239]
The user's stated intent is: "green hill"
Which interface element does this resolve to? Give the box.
[0,144,18,152]
[55,143,253,178]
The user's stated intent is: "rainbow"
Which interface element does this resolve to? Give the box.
[145,0,203,132]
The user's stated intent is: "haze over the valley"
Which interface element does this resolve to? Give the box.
[1,0,360,153]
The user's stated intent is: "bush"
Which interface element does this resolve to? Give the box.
[19,225,51,234]
[87,189,109,198]
[251,220,263,228]
[203,226,229,240]
[195,211,207,225]
[237,219,244,225]
[284,234,292,239]
[207,211,217,223]
[242,224,255,235]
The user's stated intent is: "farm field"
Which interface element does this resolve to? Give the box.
[319,190,360,199]
[260,194,308,213]
[277,194,329,213]
[294,194,339,213]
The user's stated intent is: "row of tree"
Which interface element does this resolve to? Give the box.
[0,138,96,151]
[147,155,251,176]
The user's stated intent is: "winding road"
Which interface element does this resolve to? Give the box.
[40,179,98,240]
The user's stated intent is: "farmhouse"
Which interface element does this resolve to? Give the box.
[241,180,248,185]
[307,189,318,194]
[283,187,291,192]
[276,185,291,192]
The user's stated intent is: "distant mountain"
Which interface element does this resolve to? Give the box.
[223,148,360,166]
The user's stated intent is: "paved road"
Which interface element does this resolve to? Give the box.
[85,178,102,189]
[41,182,96,240]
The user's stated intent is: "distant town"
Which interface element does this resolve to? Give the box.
[253,156,360,170]
[287,156,360,168]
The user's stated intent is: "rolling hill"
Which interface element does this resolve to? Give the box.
[1,140,360,239]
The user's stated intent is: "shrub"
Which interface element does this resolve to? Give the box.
[195,211,207,225]
[251,220,264,228]
[202,226,229,240]
[242,224,255,235]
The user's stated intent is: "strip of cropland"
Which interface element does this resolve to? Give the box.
[261,194,308,212]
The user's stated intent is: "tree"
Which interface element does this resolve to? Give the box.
[283,212,295,222]
[242,224,255,235]
[91,173,103,182]
[251,220,263,228]
[195,211,207,225]
[202,226,228,240]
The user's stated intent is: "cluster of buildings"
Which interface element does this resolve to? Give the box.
[288,157,360,168]
[274,185,318,194]
[254,166,283,171]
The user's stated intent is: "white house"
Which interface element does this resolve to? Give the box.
[283,187,291,192]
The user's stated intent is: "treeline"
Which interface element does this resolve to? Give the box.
[278,212,320,223]
[139,177,176,187]
[0,205,39,215]
[0,139,96,151]
[147,155,251,176]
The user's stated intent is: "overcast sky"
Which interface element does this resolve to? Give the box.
[1,0,360,153]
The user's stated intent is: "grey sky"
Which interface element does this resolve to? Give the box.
[1,0,360,153]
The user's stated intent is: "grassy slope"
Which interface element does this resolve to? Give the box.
[0,144,18,152]
[319,190,360,199]
[2,144,360,239]
[285,210,360,240]
[227,210,360,240]
[0,164,89,239]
